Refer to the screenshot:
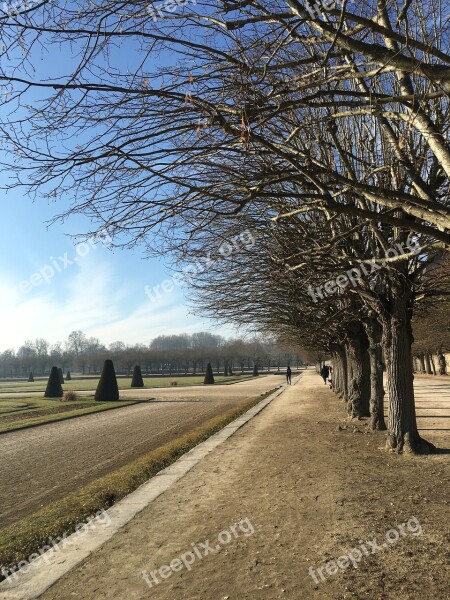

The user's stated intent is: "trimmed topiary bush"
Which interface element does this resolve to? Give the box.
[131,365,144,388]
[95,359,119,401]
[28,372,34,383]
[66,371,72,381]
[252,364,259,376]
[58,367,64,384]
[204,362,215,384]
[44,366,63,398]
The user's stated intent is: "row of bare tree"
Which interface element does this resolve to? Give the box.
[1,1,450,452]
[0,332,301,377]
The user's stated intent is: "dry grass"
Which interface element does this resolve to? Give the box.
[62,390,78,402]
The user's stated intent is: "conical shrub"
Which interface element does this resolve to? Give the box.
[44,366,63,398]
[95,359,119,401]
[66,371,72,381]
[204,362,215,384]
[252,364,259,376]
[131,365,144,388]
[58,367,64,384]
[28,371,34,382]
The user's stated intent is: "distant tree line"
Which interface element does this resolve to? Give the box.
[0,331,302,378]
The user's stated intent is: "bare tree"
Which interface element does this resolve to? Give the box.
[1,0,449,452]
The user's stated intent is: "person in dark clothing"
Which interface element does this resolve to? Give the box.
[320,365,330,384]
[286,366,292,384]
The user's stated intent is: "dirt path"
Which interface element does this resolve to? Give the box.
[0,376,283,529]
[33,371,449,600]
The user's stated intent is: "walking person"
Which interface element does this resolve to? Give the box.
[320,364,330,384]
[286,365,292,385]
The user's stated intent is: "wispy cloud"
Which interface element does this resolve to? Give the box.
[0,254,228,349]
[1,256,123,347]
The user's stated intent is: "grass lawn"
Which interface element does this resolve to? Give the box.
[0,396,139,433]
[0,375,260,433]
[0,374,256,394]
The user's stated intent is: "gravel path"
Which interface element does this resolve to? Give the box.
[0,375,284,529]
[30,371,449,600]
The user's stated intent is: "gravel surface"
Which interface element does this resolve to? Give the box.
[34,371,449,600]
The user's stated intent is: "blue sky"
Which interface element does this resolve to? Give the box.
[0,0,448,355]
[0,4,240,351]
[0,194,234,350]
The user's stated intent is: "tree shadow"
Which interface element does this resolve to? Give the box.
[416,415,450,418]
[432,447,450,454]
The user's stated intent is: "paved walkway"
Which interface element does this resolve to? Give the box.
[1,371,449,600]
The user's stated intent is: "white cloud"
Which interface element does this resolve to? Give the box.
[0,254,234,349]
[90,301,207,345]
[0,255,123,348]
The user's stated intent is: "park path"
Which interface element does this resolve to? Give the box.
[24,371,449,600]
[0,375,283,528]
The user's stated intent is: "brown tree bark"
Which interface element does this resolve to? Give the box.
[380,280,435,454]
[429,353,437,376]
[345,324,370,418]
[365,318,387,430]
[419,353,426,373]
[330,350,338,393]
[438,350,447,375]
[424,352,433,374]
[330,344,347,402]
[361,344,371,417]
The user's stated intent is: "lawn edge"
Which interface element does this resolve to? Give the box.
[0,400,143,435]
[0,375,272,435]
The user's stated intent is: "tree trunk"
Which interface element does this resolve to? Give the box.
[330,350,338,393]
[437,350,447,375]
[424,352,433,375]
[334,345,348,402]
[365,318,386,431]
[429,353,437,376]
[329,348,342,395]
[380,283,434,454]
[419,353,426,373]
[361,345,371,417]
[345,324,370,418]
